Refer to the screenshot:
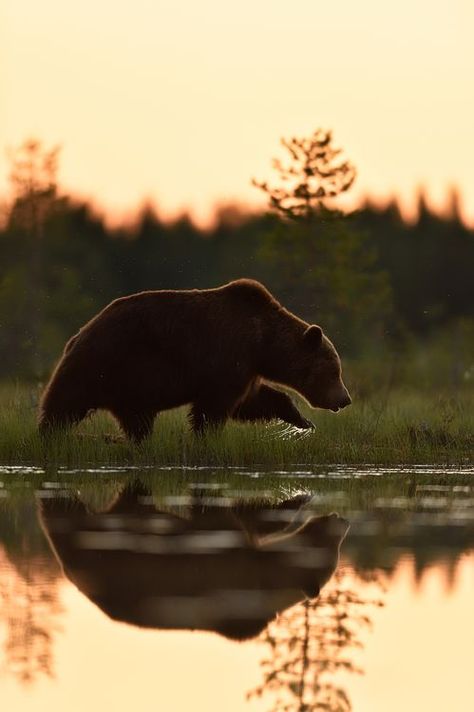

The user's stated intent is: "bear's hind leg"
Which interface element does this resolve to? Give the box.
[38,405,89,438]
[189,402,232,434]
[112,409,156,444]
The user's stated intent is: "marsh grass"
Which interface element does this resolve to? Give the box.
[0,381,472,467]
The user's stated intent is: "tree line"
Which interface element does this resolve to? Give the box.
[0,137,473,379]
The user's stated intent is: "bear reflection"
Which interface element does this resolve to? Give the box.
[40,482,349,640]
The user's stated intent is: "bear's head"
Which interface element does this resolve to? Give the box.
[292,325,351,412]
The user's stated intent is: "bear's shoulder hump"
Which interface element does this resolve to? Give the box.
[222,279,276,306]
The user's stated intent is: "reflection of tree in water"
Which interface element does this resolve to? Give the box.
[249,568,384,712]
[0,550,62,684]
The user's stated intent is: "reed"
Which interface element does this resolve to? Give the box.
[0,382,472,467]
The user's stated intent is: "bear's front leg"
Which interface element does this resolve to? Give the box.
[234,384,314,430]
[189,401,233,434]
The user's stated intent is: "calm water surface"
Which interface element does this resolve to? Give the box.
[0,465,473,711]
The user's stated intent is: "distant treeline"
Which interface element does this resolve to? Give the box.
[0,189,473,378]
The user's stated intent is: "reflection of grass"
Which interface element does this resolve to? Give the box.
[0,382,472,466]
[0,462,473,515]
[2,460,473,595]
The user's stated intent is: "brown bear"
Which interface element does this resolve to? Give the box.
[39,480,350,640]
[38,279,351,442]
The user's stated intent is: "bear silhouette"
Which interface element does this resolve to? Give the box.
[40,481,349,640]
[39,279,350,441]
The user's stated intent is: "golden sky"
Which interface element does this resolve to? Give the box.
[2,0,473,225]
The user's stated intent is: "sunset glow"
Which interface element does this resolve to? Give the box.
[2,0,474,225]
[1,554,473,711]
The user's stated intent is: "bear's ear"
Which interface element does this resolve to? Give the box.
[304,325,323,349]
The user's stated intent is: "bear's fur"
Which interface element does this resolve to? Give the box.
[39,480,350,640]
[39,279,350,441]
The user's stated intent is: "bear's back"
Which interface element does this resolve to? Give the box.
[64,279,278,359]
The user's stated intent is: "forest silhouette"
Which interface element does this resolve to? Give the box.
[0,136,473,381]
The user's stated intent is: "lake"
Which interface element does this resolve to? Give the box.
[1,464,473,711]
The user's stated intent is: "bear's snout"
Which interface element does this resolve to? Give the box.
[329,386,352,412]
[338,390,352,409]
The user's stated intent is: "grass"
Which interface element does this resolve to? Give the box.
[0,381,472,467]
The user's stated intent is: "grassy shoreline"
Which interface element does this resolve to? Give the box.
[0,382,472,467]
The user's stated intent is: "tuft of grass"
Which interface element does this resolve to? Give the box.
[0,381,472,467]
